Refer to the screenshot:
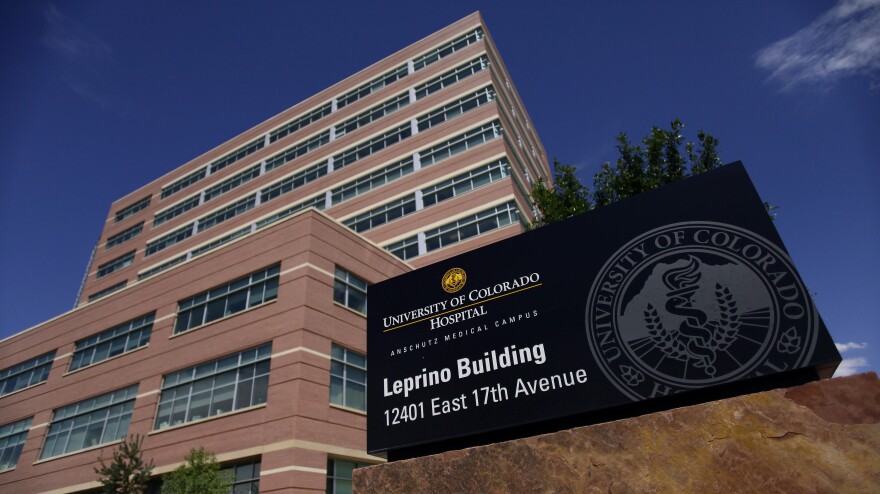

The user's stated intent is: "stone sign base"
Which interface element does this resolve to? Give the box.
[356,373,880,493]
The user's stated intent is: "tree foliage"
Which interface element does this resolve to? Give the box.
[94,434,154,494]
[161,448,232,494]
[530,119,725,227]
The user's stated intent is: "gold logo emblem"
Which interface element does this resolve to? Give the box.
[441,267,467,293]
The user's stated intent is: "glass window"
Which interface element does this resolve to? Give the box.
[0,351,55,397]
[154,344,272,430]
[329,345,366,411]
[421,159,509,207]
[162,168,207,199]
[264,130,331,173]
[412,28,484,70]
[69,313,155,372]
[330,157,414,205]
[138,255,188,281]
[336,65,408,110]
[96,251,136,279]
[197,195,257,233]
[270,102,333,143]
[333,268,367,315]
[335,92,410,138]
[419,121,502,168]
[114,196,151,223]
[332,124,411,170]
[0,417,32,472]
[254,195,326,229]
[105,222,144,249]
[40,385,137,459]
[326,459,369,494]
[343,195,416,233]
[203,164,262,203]
[154,195,200,227]
[417,87,495,132]
[175,265,280,334]
[385,236,420,261]
[260,162,329,203]
[422,202,519,253]
[190,226,252,258]
[223,458,261,494]
[210,137,265,175]
[145,224,194,257]
[413,56,489,100]
[88,281,127,302]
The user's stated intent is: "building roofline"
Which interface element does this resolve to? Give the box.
[108,12,485,210]
[0,208,411,346]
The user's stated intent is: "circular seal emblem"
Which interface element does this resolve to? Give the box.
[585,222,818,401]
[441,267,467,293]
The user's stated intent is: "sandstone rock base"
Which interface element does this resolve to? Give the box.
[356,373,880,493]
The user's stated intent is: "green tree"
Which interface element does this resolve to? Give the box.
[94,434,154,494]
[161,448,233,494]
[530,119,728,227]
[529,159,591,227]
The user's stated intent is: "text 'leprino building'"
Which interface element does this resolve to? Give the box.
[0,12,549,494]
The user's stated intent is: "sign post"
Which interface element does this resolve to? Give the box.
[367,162,840,458]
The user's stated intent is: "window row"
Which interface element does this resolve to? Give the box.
[156,344,271,429]
[204,164,262,203]
[0,351,55,397]
[146,190,325,283]
[197,195,257,233]
[209,137,266,175]
[344,195,416,233]
[88,280,128,302]
[0,417,31,472]
[40,384,138,459]
[335,92,410,139]
[114,196,151,223]
[175,265,280,334]
[254,194,327,229]
[159,27,485,201]
[386,201,521,260]
[143,83,494,259]
[330,156,415,205]
[412,27,484,70]
[2,264,369,470]
[160,137,265,200]
[69,313,154,372]
[145,54,490,238]
[154,195,201,227]
[417,86,494,132]
[140,120,504,283]
[161,167,207,200]
[269,101,333,143]
[106,222,144,249]
[345,158,509,234]
[414,55,489,100]
[3,342,367,461]
[96,250,136,279]
[146,225,193,257]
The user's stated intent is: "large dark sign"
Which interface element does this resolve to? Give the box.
[367,162,840,456]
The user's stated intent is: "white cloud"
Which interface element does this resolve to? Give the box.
[835,341,868,352]
[41,4,112,62]
[755,0,880,90]
[834,357,869,377]
[41,4,115,110]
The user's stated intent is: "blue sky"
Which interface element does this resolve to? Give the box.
[1,1,877,377]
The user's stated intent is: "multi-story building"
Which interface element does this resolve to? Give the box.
[0,12,549,494]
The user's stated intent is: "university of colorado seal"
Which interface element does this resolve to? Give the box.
[585,222,818,401]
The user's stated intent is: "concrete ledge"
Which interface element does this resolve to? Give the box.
[355,372,880,493]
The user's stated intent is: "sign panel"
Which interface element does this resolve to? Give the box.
[367,162,840,455]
